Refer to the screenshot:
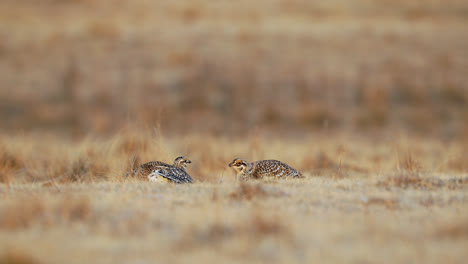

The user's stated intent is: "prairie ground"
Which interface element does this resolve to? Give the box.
[0,132,467,263]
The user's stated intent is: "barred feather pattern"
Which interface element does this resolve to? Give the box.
[229,159,303,181]
[126,157,193,184]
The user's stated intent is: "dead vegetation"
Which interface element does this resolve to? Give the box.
[301,151,369,180]
[362,197,400,210]
[0,196,91,230]
[0,0,467,137]
[180,212,290,251]
[378,172,444,190]
[0,172,466,263]
[378,172,468,190]
[0,134,467,263]
[229,182,286,200]
[229,183,269,200]
[1,0,468,263]
[0,132,466,187]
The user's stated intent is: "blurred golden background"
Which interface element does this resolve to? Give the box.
[1,0,467,138]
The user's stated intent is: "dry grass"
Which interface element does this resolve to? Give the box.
[228,182,286,200]
[0,132,467,263]
[0,0,467,137]
[1,0,468,263]
[378,172,468,190]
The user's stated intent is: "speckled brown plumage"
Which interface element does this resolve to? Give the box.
[228,158,304,181]
[126,156,193,183]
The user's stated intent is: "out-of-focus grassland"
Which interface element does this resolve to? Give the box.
[0,0,467,137]
[1,0,468,263]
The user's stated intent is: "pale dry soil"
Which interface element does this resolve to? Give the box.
[0,176,467,264]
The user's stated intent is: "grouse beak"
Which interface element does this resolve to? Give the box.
[228,162,233,167]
